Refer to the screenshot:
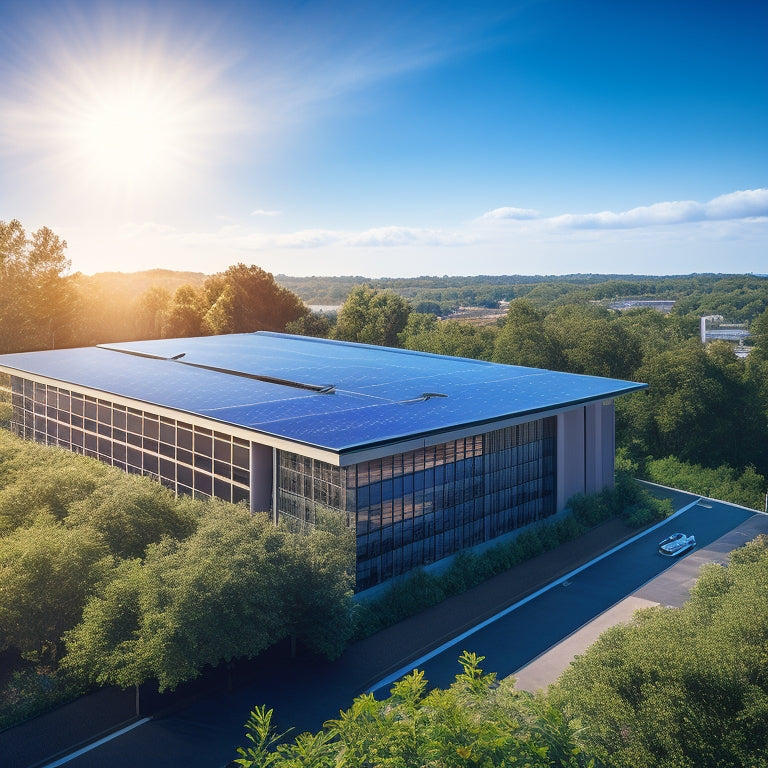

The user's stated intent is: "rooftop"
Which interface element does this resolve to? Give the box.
[0,332,647,456]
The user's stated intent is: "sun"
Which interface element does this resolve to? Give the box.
[76,83,174,183]
[2,19,244,208]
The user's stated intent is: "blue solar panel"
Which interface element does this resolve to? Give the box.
[0,333,647,453]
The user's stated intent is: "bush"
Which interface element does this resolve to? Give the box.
[0,667,82,730]
[351,476,670,640]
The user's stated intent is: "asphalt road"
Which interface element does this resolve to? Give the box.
[368,498,760,694]
[44,498,764,768]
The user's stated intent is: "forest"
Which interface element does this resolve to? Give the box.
[2,219,768,764]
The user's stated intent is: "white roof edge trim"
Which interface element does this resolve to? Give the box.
[0,368,342,466]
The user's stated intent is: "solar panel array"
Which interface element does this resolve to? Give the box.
[0,332,647,453]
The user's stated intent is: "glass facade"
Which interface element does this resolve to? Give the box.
[9,376,250,503]
[278,418,556,591]
[9,373,557,592]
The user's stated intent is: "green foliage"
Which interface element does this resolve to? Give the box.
[334,285,411,347]
[0,665,83,730]
[0,219,75,353]
[494,299,564,369]
[644,456,766,511]
[544,305,642,379]
[63,508,354,692]
[0,431,196,552]
[549,536,768,767]
[351,480,661,641]
[0,517,114,660]
[401,314,497,360]
[237,652,595,767]
[202,264,308,334]
[65,475,197,558]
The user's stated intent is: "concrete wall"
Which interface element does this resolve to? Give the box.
[250,442,273,514]
[556,400,615,511]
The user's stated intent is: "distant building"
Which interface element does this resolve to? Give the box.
[700,315,751,344]
[0,333,646,591]
[608,299,676,313]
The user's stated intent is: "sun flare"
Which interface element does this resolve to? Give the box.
[63,73,186,193]
[2,21,243,208]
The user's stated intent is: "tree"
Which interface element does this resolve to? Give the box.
[163,284,207,338]
[549,536,768,768]
[750,307,768,362]
[0,219,74,353]
[202,264,308,334]
[132,286,171,339]
[279,511,355,659]
[544,304,642,379]
[64,506,354,693]
[0,517,114,661]
[401,314,497,360]
[236,652,595,767]
[65,475,197,558]
[493,299,564,370]
[334,285,411,347]
[284,311,333,338]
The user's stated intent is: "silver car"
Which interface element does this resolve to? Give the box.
[658,532,696,557]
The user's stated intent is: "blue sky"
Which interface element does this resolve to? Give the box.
[1,0,766,277]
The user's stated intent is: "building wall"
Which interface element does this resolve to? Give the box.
[9,372,618,593]
[9,375,251,505]
[556,400,615,509]
[277,417,556,591]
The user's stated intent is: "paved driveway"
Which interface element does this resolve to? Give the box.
[369,498,764,695]
[40,497,765,768]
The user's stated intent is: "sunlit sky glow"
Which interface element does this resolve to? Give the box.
[1,0,766,277]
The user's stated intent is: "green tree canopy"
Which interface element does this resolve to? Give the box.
[0,517,114,661]
[63,507,354,692]
[334,285,411,347]
[236,651,594,767]
[202,264,308,334]
[0,219,75,353]
[493,299,564,370]
[549,535,768,768]
[401,314,497,360]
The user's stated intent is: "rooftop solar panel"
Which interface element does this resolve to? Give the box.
[0,332,647,454]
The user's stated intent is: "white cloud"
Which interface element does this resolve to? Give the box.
[481,189,768,231]
[479,206,541,221]
[250,209,281,217]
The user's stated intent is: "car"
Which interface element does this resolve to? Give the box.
[658,532,696,557]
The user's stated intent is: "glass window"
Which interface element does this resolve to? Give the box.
[159,441,175,458]
[194,454,212,473]
[195,431,212,457]
[113,407,126,430]
[98,402,111,424]
[143,416,159,439]
[213,437,231,462]
[232,486,249,505]
[194,471,212,496]
[159,458,176,484]
[126,410,142,435]
[177,464,193,487]
[232,466,249,486]
[126,446,142,469]
[232,443,249,469]
[84,397,98,420]
[143,453,158,475]
[214,478,232,502]
[159,418,175,444]
[178,426,193,450]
